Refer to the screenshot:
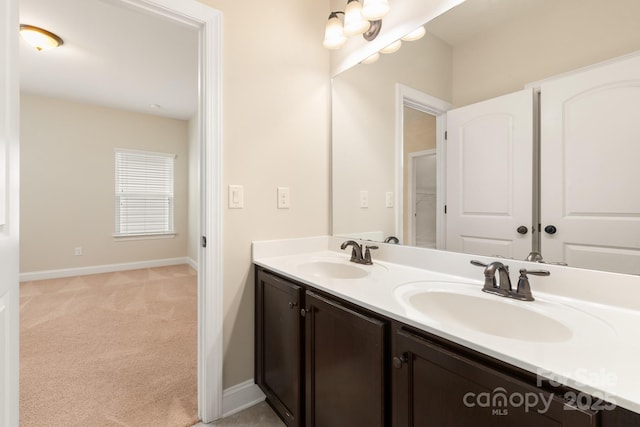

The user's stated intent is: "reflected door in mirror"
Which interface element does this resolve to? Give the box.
[446,88,534,259]
[540,54,640,275]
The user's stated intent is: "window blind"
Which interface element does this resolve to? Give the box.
[115,149,175,236]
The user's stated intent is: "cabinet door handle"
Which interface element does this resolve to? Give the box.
[392,354,408,369]
[300,308,307,317]
[288,301,298,309]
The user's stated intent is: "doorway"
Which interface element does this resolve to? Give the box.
[408,149,437,248]
[16,0,223,422]
[395,84,450,247]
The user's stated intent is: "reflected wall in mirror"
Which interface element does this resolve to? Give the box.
[331,0,640,274]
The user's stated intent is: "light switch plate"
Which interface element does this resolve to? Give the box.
[360,190,369,208]
[386,192,394,208]
[229,185,244,209]
[277,187,290,209]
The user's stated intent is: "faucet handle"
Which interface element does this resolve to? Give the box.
[470,260,488,268]
[512,268,550,301]
[363,245,378,265]
[520,269,550,277]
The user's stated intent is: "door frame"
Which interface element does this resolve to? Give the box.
[407,149,437,247]
[395,84,450,246]
[1,0,20,424]
[8,0,225,423]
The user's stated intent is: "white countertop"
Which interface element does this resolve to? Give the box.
[252,236,640,414]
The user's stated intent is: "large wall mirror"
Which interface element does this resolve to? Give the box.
[331,0,640,274]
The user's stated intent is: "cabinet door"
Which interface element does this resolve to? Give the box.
[393,329,597,427]
[305,291,387,427]
[256,270,303,427]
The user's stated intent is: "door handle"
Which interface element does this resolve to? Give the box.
[517,226,528,235]
[544,225,557,235]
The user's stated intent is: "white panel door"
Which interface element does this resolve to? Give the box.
[540,54,640,274]
[446,89,534,259]
[0,0,20,425]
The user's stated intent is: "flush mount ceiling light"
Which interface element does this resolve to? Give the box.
[20,24,64,51]
[323,0,388,50]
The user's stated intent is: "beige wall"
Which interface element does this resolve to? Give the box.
[20,95,189,273]
[332,31,451,240]
[197,0,331,388]
[452,0,640,107]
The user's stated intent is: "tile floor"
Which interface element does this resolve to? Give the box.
[193,401,285,426]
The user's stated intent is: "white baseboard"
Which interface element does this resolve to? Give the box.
[187,257,198,270]
[19,257,192,282]
[222,379,265,418]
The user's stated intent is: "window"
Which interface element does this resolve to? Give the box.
[114,149,175,237]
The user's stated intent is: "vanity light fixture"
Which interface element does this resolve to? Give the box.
[361,52,380,64]
[380,39,401,54]
[323,0,388,50]
[343,0,369,36]
[19,24,64,51]
[361,0,390,20]
[323,12,347,49]
[401,25,426,41]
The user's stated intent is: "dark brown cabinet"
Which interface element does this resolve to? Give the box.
[255,267,388,427]
[255,266,640,427]
[305,291,387,427]
[393,327,597,427]
[255,269,303,427]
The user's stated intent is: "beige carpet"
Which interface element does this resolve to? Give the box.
[20,264,199,427]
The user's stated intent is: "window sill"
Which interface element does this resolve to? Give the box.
[113,232,176,241]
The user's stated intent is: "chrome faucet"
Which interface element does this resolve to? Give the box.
[471,260,550,301]
[384,236,399,244]
[340,240,377,265]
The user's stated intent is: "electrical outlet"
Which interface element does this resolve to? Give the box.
[277,187,290,209]
[74,247,83,256]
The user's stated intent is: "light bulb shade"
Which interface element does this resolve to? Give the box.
[20,24,63,51]
[361,0,390,20]
[323,12,346,49]
[380,39,402,54]
[402,26,426,42]
[343,0,369,36]
[361,52,380,64]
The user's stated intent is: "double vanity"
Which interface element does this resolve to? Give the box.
[253,236,640,426]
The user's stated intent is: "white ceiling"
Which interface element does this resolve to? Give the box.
[19,0,198,120]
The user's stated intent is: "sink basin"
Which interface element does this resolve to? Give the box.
[394,282,612,343]
[297,260,369,279]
